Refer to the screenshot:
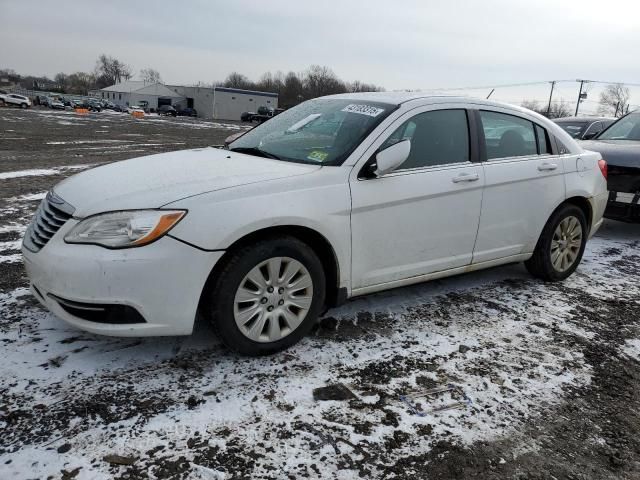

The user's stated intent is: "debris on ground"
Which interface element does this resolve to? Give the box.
[313,383,357,401]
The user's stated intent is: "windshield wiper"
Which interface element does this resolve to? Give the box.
[229,147,281,160]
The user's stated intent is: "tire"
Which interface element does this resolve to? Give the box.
[204,236,326,356]
[525,203,588,281]
[21,103,27,109]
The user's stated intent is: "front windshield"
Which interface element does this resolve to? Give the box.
[597,113,640,140]
[229,98,395,165]
[555,121,588,139]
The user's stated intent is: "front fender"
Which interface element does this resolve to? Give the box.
[166,171,352,290]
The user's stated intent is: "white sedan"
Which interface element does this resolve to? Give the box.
[22,93,608,355]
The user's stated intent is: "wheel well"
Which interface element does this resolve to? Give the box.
[564,196,593,230]
[200,226,342,311]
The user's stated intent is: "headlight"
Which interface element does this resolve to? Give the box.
[64,210,186,248]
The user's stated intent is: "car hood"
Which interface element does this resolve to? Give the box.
[54,147,320,217]
[581,139,640,168]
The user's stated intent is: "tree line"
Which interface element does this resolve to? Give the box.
[521,83,632,119]
[1,54,383,108]
[220,65,384,108]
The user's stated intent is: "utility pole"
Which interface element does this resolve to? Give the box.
[575,79,587,116]
[546,81,556,117]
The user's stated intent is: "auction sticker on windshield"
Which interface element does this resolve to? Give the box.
[307,150,329,162]
[342,104,385,117]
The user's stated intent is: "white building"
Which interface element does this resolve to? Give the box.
[92,81,184,110]
[168,85,279,121]
[212,87,278,121]
[94,82,278,121]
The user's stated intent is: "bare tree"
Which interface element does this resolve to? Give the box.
[280,71,304,107]
[599,83,631,117]
[66,71,97,95]
[347,80,384,93]
[521,99,543,114]
[54,72,68,91]
[94,54,132,87]
[303,65,346,98]
[223,72,252,90]
[140,68,162,84]
[522,99,571,118]
[548,99,571,119]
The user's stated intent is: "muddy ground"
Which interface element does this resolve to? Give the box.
[1,107,640,479]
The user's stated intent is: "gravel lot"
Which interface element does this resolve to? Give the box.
[1,107,640,480]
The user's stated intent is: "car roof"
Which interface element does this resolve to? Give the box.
[324,91,525,108]
[553,116,615,123]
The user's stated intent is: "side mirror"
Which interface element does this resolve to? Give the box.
[374,139,411,177]
[582,131,598,140]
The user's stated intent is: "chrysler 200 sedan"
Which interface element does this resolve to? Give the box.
[22,94,608,355]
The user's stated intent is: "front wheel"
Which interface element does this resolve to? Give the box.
[525,204,588,281]
[21,103,28,109]
[204,236,326,355]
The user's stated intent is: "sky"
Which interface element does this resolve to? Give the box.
[2,0,640,113]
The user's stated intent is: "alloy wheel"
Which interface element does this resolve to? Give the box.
[233,256,313,343]
[550,216,583,272]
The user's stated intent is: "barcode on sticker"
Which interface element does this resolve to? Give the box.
[342,104,385,117]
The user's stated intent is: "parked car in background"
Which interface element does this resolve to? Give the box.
[22,94,607,355]
[127,105,145,114]
[177,107,198,117]
[241,111,255,122]
[553,116,616,140]
[0,93,31,108]
[50,99,65,110]
[157,105,177,117]
[582,111,640,222]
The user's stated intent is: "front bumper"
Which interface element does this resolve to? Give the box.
[604,191,640,223]
[22,221,224,336]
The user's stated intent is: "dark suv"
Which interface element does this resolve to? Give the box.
[157,105,177,117]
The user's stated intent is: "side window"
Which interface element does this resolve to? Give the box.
[586,121,602,136]
[380,109,470,169]
[535,124,551,154]
[480,110,537,160]
[556,138,570,155]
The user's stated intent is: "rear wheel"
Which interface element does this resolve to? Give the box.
[525,204,587,281]
[205,236,326,355]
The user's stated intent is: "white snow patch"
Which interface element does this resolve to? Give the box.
[0,168,57,179]
[0,164,97,179]
[622,339,640,361]
[46,140,132,145]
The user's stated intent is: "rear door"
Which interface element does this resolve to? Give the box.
[473,109,566,263]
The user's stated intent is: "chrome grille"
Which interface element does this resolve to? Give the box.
[23,191,75,252]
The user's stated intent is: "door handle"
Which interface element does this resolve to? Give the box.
[538,162,558,171]
[451,173,479,183]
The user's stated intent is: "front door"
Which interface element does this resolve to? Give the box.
[350,108,484,290]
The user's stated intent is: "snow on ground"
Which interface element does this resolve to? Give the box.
[1,182,639,479]
[0,164,98,180]
[2,109,639,478]
[623,339,640,361]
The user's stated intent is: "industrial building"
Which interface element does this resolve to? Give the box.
[91,81,184,110]
[93,82,278,121]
